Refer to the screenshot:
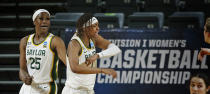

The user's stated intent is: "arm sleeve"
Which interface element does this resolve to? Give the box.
[97,43,121,58]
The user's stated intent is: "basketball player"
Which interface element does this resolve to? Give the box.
[19,9,66,94]
[62,13,121,94]
[198,17,210,61]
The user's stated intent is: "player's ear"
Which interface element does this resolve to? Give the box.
[33,21,36,25]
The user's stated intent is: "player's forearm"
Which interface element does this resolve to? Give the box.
[58,54,66,65]
[71,64,102,74]
[19,68,29,81]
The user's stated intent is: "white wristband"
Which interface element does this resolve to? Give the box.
[98,52,103,58]
[97,43,121,58]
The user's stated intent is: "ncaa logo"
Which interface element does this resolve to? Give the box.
[43,41,47,48]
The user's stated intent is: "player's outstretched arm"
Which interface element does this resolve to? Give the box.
[85,34,121,66]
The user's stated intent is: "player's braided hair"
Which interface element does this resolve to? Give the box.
[76,13,93,37]
[205,17,210,32]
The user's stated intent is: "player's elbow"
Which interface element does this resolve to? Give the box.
[19,71,22,81]
[71,68,78,73]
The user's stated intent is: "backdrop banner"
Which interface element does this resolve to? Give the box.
[64,29,209,94]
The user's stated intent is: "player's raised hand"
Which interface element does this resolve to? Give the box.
[198,48,210,61]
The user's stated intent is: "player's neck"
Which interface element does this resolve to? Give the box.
[34,32,49,44]
[80,34,90,48]
[35,32,48,38]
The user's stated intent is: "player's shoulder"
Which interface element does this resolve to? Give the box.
[70,39,80,47]
[20,36,29,43]
[51,35,59,39]
[68,39,82,51]
[20,35,30,47]
[51,35,63,43]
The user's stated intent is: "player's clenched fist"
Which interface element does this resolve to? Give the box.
[23,76,33,85]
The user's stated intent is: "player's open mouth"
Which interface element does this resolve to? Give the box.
[40,26,48,29]
[40,26,48,28]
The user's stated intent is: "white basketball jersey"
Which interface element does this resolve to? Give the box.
[26,33,58,83]
[65,33,97,90]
